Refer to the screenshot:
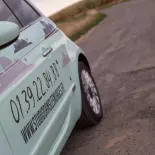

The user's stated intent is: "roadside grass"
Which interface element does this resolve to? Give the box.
[49,0,128,41]
[57,12,105,41]
[49,0,128,23]
[70,13,105,41]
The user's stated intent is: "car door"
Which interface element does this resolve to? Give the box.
[0,1,74,155]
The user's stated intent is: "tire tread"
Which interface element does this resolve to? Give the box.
[77,62,103,128]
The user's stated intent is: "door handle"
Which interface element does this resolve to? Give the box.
[42,47,53,57]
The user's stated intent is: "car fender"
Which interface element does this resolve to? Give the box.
[66,38,88,121]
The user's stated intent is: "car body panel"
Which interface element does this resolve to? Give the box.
[47,48,84,155]
[0,27,81,154]
[0,125,13,155]
[0,1,89,155]
[0,17,56,76]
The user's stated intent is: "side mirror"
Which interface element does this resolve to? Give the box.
[0,21,20,47]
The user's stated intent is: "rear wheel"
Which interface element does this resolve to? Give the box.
[77,62,103,128]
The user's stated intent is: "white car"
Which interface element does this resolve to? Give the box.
[0,0,103,154]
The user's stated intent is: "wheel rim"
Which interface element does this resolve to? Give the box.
[81,70,101,115]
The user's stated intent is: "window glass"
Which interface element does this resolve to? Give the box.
[5,0,40,26]
[0,0,21,27]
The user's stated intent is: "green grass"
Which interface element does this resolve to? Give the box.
[70,13,106,41]
[49,0,128,23]
[49,0,128,41]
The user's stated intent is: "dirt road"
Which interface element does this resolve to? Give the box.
[62,0,155,154]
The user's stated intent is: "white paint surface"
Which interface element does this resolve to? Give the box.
[31,0,82,16]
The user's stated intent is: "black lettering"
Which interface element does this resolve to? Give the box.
[27,87,36,108]
[10,100,20,123]
[21,90,30,113]
[37,77,46,96]
[43,72,50,88]
[29,120,35,135]
[16,95,24,119]
[32,115,38,130]
[26,122,32,139]
[50,65,57,81]
[37,108,43,127]
[21,129,28,144]
[53,62,59,77]
[33,80,42,101]
[20,82,65,144]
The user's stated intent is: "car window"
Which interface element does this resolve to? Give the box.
[4,0,40,27]
[0,0,21,27]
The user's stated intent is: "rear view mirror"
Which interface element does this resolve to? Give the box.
[0,21,20,47]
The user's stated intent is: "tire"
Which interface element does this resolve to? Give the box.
[77,62,103,128]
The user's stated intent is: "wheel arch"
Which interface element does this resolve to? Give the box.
[78,53,91,71]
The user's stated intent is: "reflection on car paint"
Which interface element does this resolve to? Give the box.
[14,39,32,53]
[0,19,53,76]
[62,52,71,67]
[0,61,34,94]
[40,20,54,38]
[0,57,12,71]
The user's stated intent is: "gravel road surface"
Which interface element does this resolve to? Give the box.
[62,0,155,154]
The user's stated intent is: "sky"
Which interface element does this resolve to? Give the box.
[31,0,81,16]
